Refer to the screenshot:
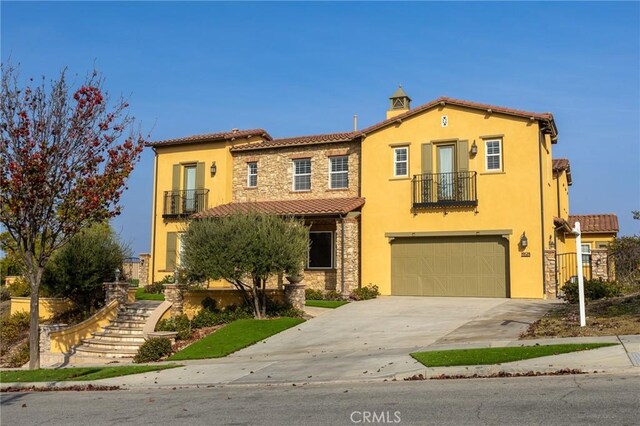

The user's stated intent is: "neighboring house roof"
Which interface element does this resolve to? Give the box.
[230,132,359,153]
[197,197,365,217]
[552,158,572,185]
[568,214,619,233]
[359,96,557,138]
[147,128,272,147]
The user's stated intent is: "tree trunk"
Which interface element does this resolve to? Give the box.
[251,277,262,319]
[261,279,267,318]
[28,266,43,370]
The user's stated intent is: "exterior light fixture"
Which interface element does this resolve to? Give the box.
[210,161,217,176]
[114,268,121,283]
[470,140,478,156]
[519,232,528,249]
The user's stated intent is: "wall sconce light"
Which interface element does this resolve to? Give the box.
[519,232,528,249]
[210,161,217,176]
[470,140,478,156]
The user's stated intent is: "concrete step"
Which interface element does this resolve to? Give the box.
[81,338,144,351]
[109,319,147,328]
[103,326,144,335]
[116,313,152,322]
[74,346,138,358]
[91,332,146,343]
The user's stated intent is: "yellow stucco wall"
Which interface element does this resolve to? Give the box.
[10,297,74,320]
[150,137,263,284]
[565,232,616,250]
[49,300,119,353]
[360,105,553,298]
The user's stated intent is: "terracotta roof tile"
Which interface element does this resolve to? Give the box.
[230,132,359,152]
[552,158,572,185]
[568,214,619,233]
[148,128,272,147]
[197,197,365,217]
[359,96,556,137]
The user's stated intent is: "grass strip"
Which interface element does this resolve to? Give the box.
[0,364,180,383]
[411,343,617,367]
[168,317,304,361]
[135,287,165,301]
[305,300,349,309]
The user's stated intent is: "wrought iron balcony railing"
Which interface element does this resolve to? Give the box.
[163,189,209,218]
[412,171,477,208]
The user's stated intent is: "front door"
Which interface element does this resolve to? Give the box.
[437,145,455,200]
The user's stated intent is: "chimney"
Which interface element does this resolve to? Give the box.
[353,114,358,131]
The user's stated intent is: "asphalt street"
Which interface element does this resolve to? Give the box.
[1,373,638,426]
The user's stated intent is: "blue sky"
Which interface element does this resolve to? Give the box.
[2,1,639,254]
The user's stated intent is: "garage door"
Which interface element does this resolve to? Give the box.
[391,236,509,297]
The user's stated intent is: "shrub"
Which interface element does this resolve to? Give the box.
[324,290,344,301]
[201,297,217,313]
[128,279,140,287]
[156,314,192,340]
[349,284,380,301]
[40,223,126,313]
[608,236,640,289]
[7,276,30,297]
[191,305,253,329]
[305,288,324,300]
[562,279,621,304]
[133,337,172,363]
[6,342,30,367]
[0,286,11,301]
[144,281,165,294]
[0,311,30,356]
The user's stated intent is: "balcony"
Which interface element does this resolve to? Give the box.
[412,171,477,208]
[162,189,209,218]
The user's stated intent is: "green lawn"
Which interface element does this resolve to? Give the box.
[305,300,349,309]
[168,317,305,361]
[135,287,165,301]
[0,364,180,383]
[411,343,616,367]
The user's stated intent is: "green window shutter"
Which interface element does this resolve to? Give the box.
[456,140,469,172]
[166,232,177,271]
[172,164,181,192]
[196,162,205,189]
[421,143,433,174]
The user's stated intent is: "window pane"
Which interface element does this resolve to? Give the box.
[331,156,348,172]
[487,156,500,170]
[247,162,257,187]
[309,232,332,268]
[331,172,348,189]
[395,162,407,176]
[294,159,311,174]
[395,148,407,161]
[295,175,311,191]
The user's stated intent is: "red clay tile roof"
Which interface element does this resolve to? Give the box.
[230,132,359,152]
[568,214,619,233]
[552,158,572,185]
[359,96,557,137]
[147,128,272,147]
[197,197,365,217]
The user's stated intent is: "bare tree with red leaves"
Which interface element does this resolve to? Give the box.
[0,64,146,369]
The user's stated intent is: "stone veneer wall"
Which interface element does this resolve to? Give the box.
[590,249,609,280]
[543,249,557,299]
[139,253,151,286]
[335,216,360,294]
[231,141,361,202]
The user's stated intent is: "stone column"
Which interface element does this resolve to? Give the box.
[543,250,557,299]
[164,284,186,317]
[591,249,609,280]
[335,216,360,295]
[139,253,151,286]
[104,282,129,305]
[39,324,67,354]
[284,276,306,311]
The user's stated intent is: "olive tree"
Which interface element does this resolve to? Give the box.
[180,213,309,319]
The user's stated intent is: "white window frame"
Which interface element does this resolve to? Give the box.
[393,146,409,177]
[307,231,334,269]
[581,243,591,265]
[292,158,312,191]
[485,139,502,172]
[247,162,258,188]
[329,156,349,189]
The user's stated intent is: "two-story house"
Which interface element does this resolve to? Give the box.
[146,88,615,299]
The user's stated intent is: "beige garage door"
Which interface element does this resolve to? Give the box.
[391,236,509,297]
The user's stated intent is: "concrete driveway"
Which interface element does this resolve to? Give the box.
[101,296,554,388]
